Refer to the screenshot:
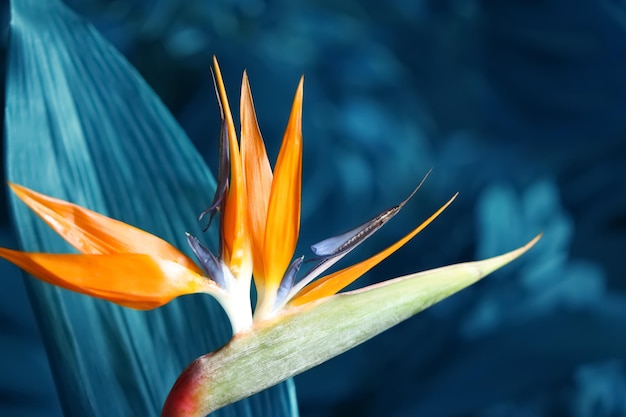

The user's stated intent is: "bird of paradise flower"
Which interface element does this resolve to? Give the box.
[0,58,540,417]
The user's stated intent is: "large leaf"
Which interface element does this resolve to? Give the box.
[0,227,63,417]
[163,236,540,416]
[4,0,297,416]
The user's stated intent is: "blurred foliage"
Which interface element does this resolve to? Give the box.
[2,0,625,416]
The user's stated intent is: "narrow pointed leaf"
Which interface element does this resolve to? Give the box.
[5,1,297,416]
[162,236,541,417]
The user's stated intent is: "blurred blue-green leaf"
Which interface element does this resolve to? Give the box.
[4,0,297,415]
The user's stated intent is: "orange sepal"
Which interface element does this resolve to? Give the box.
[0,247,217,309]
[212,57,251,277]
[240,71,273,282]
[263,77,304,291]
[289,193,458,306]
[9,183,202,274]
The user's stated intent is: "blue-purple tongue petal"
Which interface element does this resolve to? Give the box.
[199,119,230,232]
[275,256,304,308]
[186,233,226,289]
[293,173,431,297]
[310,171,430,258]
[199,70,230,232]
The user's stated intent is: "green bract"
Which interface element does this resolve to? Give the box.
[162,236,540,416]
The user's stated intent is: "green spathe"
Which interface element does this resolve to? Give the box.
[162,235,541,417]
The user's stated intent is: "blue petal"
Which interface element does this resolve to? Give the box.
[291,171,431,297]
[275,256,304,308]
[198,119,230,233]
[310,170,430,257]
[186,233,226,289]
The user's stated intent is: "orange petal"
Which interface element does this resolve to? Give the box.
[240,71,273,282]
[289,193,458,306]
[262,77,304,292]
[8,183,201,274]
[0,248,218,309]
[212,57,251,278]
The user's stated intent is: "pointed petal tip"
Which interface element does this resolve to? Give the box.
[525,232,542,249]
[285,76,304,117]
[8,182,32,200]
[241,70,252,101]
[295,76,304,102]
[211,57,230,117]
[466,232,542,280]
[241,71,254,102]
[400,169,433,207]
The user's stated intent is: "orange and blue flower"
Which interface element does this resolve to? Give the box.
[0,57,455,334]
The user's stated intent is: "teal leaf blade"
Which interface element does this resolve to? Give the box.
[163,236,540,417]
[4,0,297,416]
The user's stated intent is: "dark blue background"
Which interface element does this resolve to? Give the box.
[1,1,625,416]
